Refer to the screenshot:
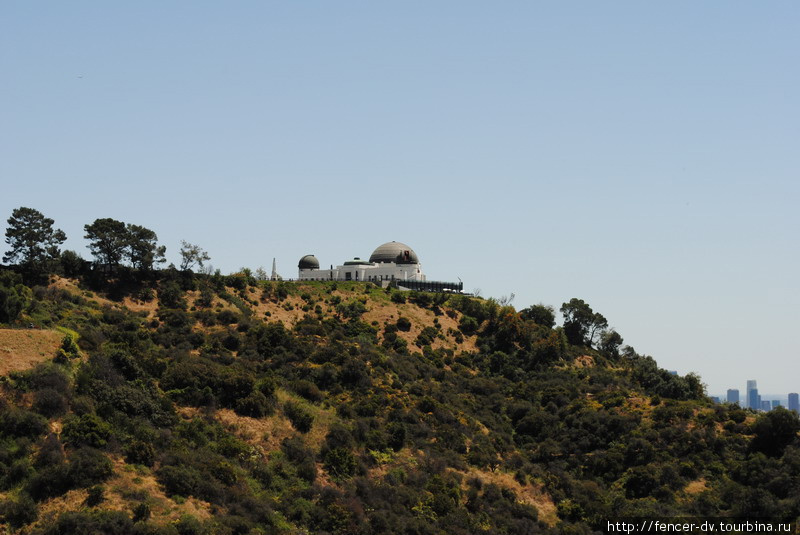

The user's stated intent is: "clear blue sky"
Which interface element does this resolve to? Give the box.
[2,2,798,396]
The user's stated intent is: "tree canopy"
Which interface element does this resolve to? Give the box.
[84,218,165,270]
[560,298,608,347]
[3,207,67,273]
[179,241,210,272]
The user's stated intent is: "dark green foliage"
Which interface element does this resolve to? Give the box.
[61,414,113,448]
[292,379,324,402]
[284,401,313,433]
[36,510,134,535]
[126,224,166,271]
[750,408,800,457]
[124,440,156,467]
[235,390,273,417]
[32,388,69,417]
[67,447,113,487]
[86,485,105,507]
[84,218,128,268]
[132,502,151,522]
[60,250,87,277]
[520,304,556,329]
[560,298,608,347]
[3,207,66,275]
[0,408,48,439]
[2,278,799,534]
[84,218,165,271]
[323,447,357,479]
[0,270,28,322]
[458,315,479,336]
[0,492,38,529]
[396,316,411,331]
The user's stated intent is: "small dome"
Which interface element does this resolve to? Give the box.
[369,241,419,264]
[298,255,320,270]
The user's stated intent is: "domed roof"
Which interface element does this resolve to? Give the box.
[298,254,320,270]
[369,242,419,264]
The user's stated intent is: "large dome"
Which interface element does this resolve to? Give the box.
[298,254,320,270]
[369,242,419,264]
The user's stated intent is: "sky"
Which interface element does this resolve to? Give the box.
[1,2,798,396]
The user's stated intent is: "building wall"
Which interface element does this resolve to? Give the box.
[299,262,425,282]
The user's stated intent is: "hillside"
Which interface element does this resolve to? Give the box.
[0,270,798,534]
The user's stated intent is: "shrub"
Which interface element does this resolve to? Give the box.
[235,390,274,417]
[396,317,411,332]
[124,440,156,467]
[323,448,357,480]
[458,315,479,336]
[132,502,151,522]
[32,388,68,417]
[157,465,201,497]
[68,447,113,487]
[284,401,314,433]
[62,414,112,448]
[0,493,38,529]
[0,408,48,439]
[86,485,105,506]
[292,380,324,403]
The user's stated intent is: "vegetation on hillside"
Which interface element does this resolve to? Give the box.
[0,208,798,534]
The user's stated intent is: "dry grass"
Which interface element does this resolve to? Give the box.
[462,467,558,526]
[29,458,212,533]
[362,301,477,353]
[684,477,708,495]
[213,389,339,454]
[0,329,63,376]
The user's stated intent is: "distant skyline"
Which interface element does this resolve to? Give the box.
[2,2,798,394]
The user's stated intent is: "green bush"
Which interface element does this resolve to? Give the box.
[0,408,48,439]
[0,493,38,529]
[284,401,314,433]
[61,414,113,448]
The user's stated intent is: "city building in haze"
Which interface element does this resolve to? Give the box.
[749,388,760,411]
[746,380,757,409]
[789,393,799,413]
[726,389,740,405]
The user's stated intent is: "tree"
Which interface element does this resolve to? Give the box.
[520,304,556,329]
[750,407,800,457]
[125,224,165,270]
[560,298,608,347]
[179,241,210,272]
[85,219,165,271]
[3,207,66,273]
[84,218,128,268]
[599,330,624,358]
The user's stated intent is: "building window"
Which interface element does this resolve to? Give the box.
[345,272,351,281]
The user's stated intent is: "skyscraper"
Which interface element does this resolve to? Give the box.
[789,393,799,413]
[761,400,771,412]
[749,388,760,411]
[727,389,740,405]
[746,380,757,408]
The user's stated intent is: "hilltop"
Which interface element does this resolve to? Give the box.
[0,269,798,534]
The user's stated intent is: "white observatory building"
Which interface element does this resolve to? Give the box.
[298,241,425,284]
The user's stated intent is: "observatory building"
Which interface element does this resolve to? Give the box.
[298,241,462,292]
